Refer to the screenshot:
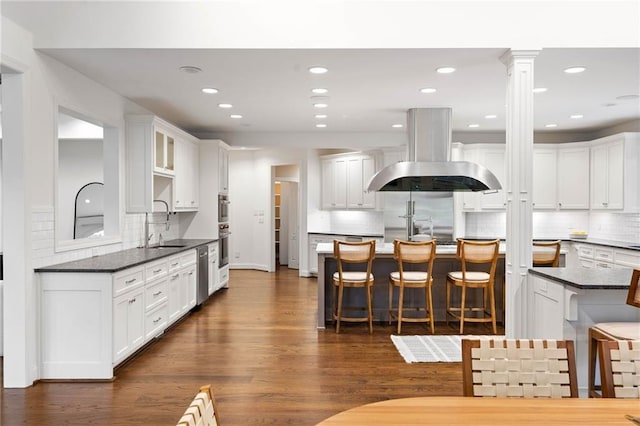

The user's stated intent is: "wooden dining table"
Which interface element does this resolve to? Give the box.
[316,396,640,425]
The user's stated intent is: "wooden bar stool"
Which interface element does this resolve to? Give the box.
[588,268,640,397]
[597,339,640,398]
[388,239,437,334]
[446,239,500,334]
[332,239,376,334]
[532,240,562,267]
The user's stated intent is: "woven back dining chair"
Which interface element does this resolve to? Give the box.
[462,338,579,398]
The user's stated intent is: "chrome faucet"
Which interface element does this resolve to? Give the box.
[144,200,171,248]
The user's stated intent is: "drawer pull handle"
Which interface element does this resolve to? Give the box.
[129,297,136,304]
[153,316,163,324]
[171,262,180,267]
[153,268,163,273]
[153,291,162,297]
[125,278,137,284]
[171,274,180,280]
[188,272,194,276]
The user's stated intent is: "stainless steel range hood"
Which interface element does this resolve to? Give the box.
[367,108,502,192]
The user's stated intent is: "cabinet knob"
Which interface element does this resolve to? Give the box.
[558,203,562,207]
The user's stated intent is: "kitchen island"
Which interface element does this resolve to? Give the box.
[527,266,638,395]
[35,239,216,380]
[315,242,507,329]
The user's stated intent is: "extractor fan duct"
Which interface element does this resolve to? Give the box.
[367,108,502,192]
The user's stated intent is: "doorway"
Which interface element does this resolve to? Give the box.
[273,165,300,271]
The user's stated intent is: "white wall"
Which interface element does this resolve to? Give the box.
[229,147,308,272]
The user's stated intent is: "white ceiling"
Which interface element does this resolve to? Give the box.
[2,2,639,144]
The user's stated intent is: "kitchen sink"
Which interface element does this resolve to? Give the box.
[148,244,187,249]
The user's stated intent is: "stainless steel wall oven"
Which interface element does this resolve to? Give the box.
[219,223,229,268]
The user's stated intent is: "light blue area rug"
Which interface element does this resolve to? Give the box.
[391,335,503,363]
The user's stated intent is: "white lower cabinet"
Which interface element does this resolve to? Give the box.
[38,247,201,380]
[208,243,219,295]
[113,285,145,365]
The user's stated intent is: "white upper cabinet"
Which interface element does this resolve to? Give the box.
[219,143,229,193]
[462,144,505,211]
[174,138,200,211]
[125,115,199,213]
[590,133,640,212]
[533,143,590,210]
[532,147,558,209]
[322,153,376,209]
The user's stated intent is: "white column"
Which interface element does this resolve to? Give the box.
[2,70,37,387]
[501,49,539,338]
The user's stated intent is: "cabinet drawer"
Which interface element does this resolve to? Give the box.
[145,277,168,312]
[145,259,168,281]
[208,243,217,257]
[614,250,640,268]
[145,302,168,340]
[167,255,182,272]
[531,277,563,302]
[219,267,229,284]
[595,261,615,270]
[577,245,594,259]
[594,247,614,262]
[180,250,197,267]
[113,267,144,297]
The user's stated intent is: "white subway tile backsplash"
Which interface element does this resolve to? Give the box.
[465,210,640,243]
[31,209,182,267]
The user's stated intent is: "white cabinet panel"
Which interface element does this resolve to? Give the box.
[557,146,590,209]
[113,286,145,364]
[322,154,376,209]
[219,143,229,193]
[462,145,505,210]
[175,138,200,211]
[533,148,558,209]
[591,139,624,210]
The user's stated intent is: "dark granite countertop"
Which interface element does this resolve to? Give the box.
[529,266,634,290]
[35,239,216,273]
[569,237,640,251]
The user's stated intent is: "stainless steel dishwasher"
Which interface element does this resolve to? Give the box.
[197,246,208,306]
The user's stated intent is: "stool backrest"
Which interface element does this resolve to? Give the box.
[462,338,578,398]
[456,239,500,279]
[627,269,640,308]
[598,339,640,398]
[532,240,561,267]
[333,240,376,277]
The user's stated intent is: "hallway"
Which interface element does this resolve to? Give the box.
[1,268,499,425]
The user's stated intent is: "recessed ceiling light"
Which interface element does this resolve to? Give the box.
[201,88,219,94]
[218,103,233,108]
[313,103,328,108]
[468,124,480,128]
[179,65,202,74]
[564,66,586,74]
[436,67,456,74]
[309,66,328,74]
[533,87,548,93]
[545,123,558,128]
[420,88,437,94]
[316,123,327,128]
[312,88,328,94]
[230,114,243,119]
[315,114,327,119]
[484,114,497,119]
[616,94,640,100]
[392,124,403,128]
[570,114,583,119]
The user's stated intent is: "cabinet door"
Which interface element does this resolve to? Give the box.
[532,148,558,209]
[183,264,197,312]
[591,140,624,209]
[557,147,590,209]
[174,139,199,210]
[208,245,218,295]
[530,276,564,339]
[346,157,364,208]
[219,146,229,193]
[361,156,376,208]
[113,287,145,364]
[168,271,182,323]
[322,158,347,209]
[154,129,175,175]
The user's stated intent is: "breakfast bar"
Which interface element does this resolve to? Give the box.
[315,242,507,329]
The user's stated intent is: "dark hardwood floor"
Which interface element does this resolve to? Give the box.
[1,267,502,425]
